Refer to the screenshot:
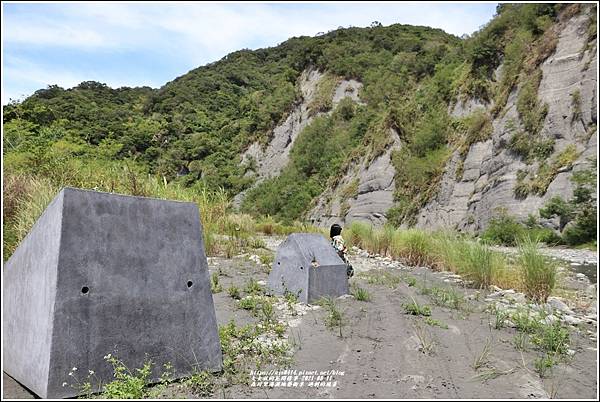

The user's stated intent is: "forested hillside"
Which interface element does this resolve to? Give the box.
[3,3,597,255]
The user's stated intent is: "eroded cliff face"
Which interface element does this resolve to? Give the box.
[235,8,596,231]
[306,128,401,227]
[233,68,363,208]
[416,10,597,232]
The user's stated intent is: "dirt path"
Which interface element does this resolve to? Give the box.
[3,237,597,399]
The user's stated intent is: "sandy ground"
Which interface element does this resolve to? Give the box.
[3,237,598,399]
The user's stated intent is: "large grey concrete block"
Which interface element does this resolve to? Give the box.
[3,187,222,399]
[267,233,348,304]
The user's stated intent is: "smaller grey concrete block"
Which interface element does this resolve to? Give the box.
[267,233,348,303]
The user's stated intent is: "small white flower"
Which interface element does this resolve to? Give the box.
[89,370,95,375]
[62,382,68,387]
[72,367,77,371]
[104,353,112,360]
[68,372,73,376]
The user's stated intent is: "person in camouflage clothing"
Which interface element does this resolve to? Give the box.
[329,224,354,278]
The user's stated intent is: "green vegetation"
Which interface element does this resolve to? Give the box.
[404,275,417,287]
[211,272,223,293]
[472,338,493,370]
[357,270,402,289]
[339,178,360,217]
[508,132,554,163]
[571,89,582,124]
[512,144,581,198]
[419,285,466,310]
[350,283,371,301]
[244,278,264,295]
[491,305,571,359]
[513,332,529,351]
[424,317,448,329]
[343,221,573,295]
[489,305,510,329]
[101,355,153,399]
[539,163,597,245]
[412,322,435,355]
[184,371,214,397]
[241,111,367,222]
[455,109,493,155]
[516,70,548,137]
[403,297,432,316]
[227,285,241,300]
[317,297,346,337]
[3,4,582,228]
[517,237,557,303]
[482,212,560,246]
[534,355,555,378]
[494,304,571,378]
[308,73,340,115]
[219,320,292,384]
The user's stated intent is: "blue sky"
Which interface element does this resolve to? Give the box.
[2,2,498,104]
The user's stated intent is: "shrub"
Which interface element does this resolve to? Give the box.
[531,321,570,355]
[460,109,493,149]
[508,132,554,162]
[482,214,526,246]
[482,212,560,246]
[562,204,597,245]
[309,73,340,115]
[540,165,597,245]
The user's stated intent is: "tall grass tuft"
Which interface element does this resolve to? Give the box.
[392,229,437,266]
[343,221,373,249]
[456,241,495,289]
[5,176,59,257]
[517,237,557,303]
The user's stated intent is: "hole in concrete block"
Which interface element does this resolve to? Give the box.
[300,266,303,270]
[187,281,193,288]
[81,286,89,295]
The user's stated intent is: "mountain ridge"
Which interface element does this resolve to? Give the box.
[3,3,597,245]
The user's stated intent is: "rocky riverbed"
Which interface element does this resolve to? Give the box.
[4,237,597,399]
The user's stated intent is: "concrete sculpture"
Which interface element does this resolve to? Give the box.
[267,233,349,303]
[3,187,222,398]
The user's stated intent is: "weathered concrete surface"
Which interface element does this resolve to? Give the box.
[267,233,348,303]
[3,187,222,399]
[3,190,64,398]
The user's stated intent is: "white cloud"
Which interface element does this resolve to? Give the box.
[4,3,494,52]
[2,2,497,102]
